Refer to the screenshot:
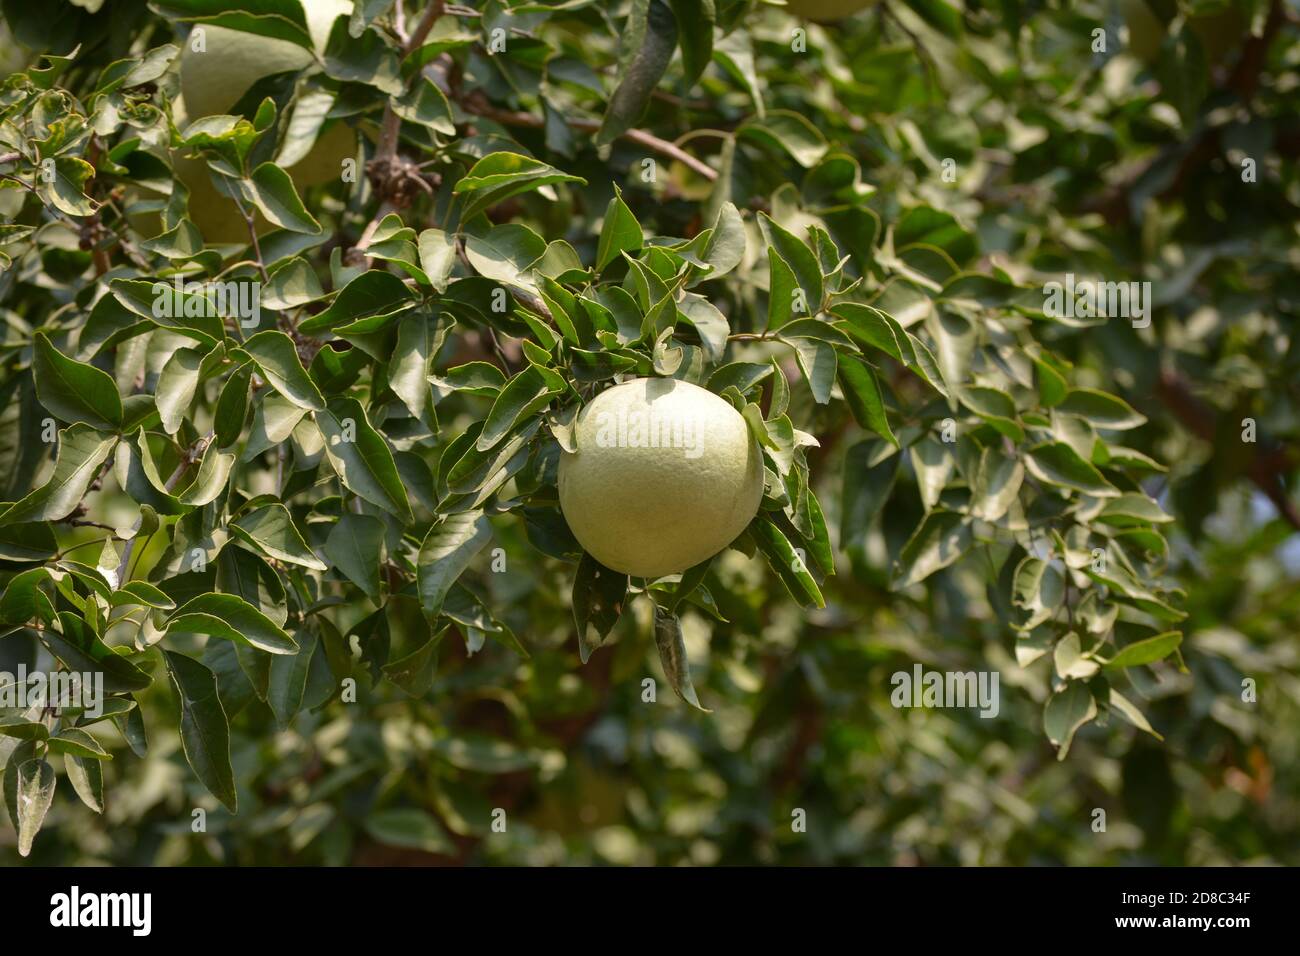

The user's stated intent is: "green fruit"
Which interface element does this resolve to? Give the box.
[558,377,765,578]
[783,0,879,23]
[181,0,350,125]
[136,0,355,244]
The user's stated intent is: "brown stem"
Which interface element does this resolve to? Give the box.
[460,96,719,182]
[1155,367,1300,530]
[1081,0,1287,224]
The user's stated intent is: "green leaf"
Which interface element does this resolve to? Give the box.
[299,270,415,334]
[390,311,444,429]
[596,0,678,146]
[47,727,111,760]
[596,186,643,270]
[0,716,49,741]
[573,552,629,663]
[267,628,317,728]
[1025,442,1120,497]
[841,441,901,545]
[1109,689,1163,741]
[140,218,203,259]
[231,503,328,570]
[394,75,456,135]
[39,612,151,694]
[417,229,458,293]
[971,447,1024,522]
[712,28,763,117]
[1033,355,1068,407]
[653,603,708,711]
[164,650,237,812]
[837,356,897,444]
[697,201,746,282]
[1104,631,1183,669]
[109,277,225,346]
[1043,681,1097,759]
[739,111,828,168]
[677,293,729,363]
[166,593,299,655]
[766,248,799,331]
[64,752,105,813]
[322,15,403,93]
[749,516,825,608]
[453,152,585,221]
[315,397,414,522]
[901,0,963,36]
[243,393,308,460]
[10,757,55,857]
[893,510,971,588]
[32,333,123,431]
[0,549,51,601]
[668,0,715,83]
[236,330,326,411]
[324,513,385,600]
[38,157,97,216]
[261,257,324,311]
[111,580,177,611]
[463,220,547,289]
[365,807,454,854]
[151,1,313,48]
[445,419,540,496]
[760,213,824,316]
[909,435,954,511]
[1098,493,1174,526]
[246,162,322,234]
[790,337,837,405]
[215,545,287,626]
[155,347,206,435]
[213,362,253,448]
[418,511,492,615]
[959,386,1024,441]
[380,596,440,696]
[1056,389,1147,430]
[1010,555,1064,631]
[476,366,561,451]
[707,362,773,395]
[0,424,116,526]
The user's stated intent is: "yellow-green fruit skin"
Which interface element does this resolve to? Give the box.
[181,0,350,116]
[179,0,355,188]
[783,0,878,23]
[558,378,765,579]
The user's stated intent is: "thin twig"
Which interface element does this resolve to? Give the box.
[460,97,718,181]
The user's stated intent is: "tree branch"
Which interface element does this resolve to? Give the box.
[459,95,718,182]
[1155,367,1300,530]
[1080,0,1287,224]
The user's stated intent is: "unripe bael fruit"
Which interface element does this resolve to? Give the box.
[783,0,879,23]
[169,0,355,241]
[558,378,765,579]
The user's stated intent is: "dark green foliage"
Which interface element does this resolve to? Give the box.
[0,0,1295,866]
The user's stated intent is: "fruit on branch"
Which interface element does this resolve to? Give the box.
[1121,0,1244,66]
[782,0,879,23]
[558,377,765,579]
[152,0,356,243]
